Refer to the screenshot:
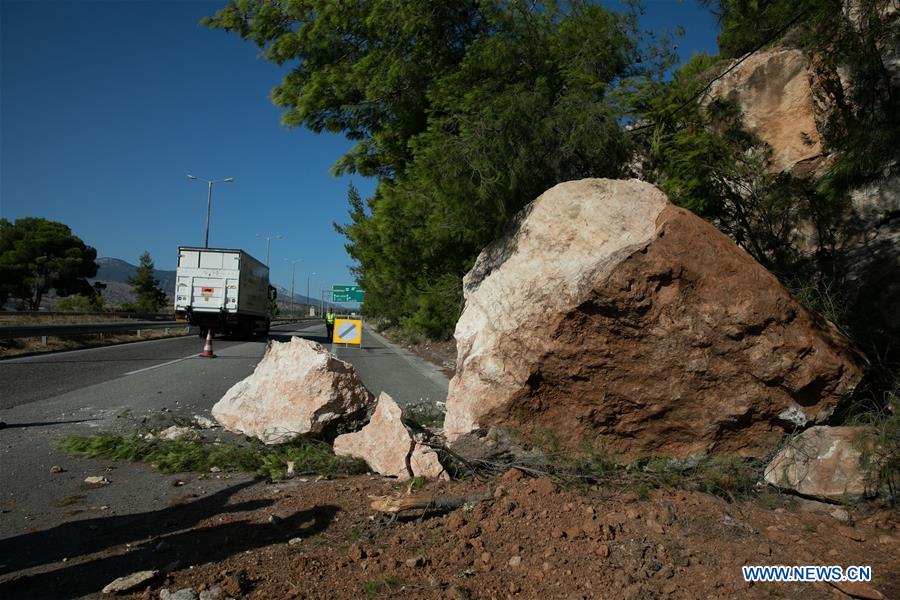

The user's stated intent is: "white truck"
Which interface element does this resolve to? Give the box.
[174,246,276,338]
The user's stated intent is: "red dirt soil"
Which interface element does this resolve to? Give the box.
[5,470,894,599]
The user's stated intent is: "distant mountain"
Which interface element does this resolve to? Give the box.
[90,257,176,308]
[274,285,341,314]
[94,257,176,289]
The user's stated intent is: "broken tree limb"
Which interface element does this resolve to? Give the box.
[369,489,493,514]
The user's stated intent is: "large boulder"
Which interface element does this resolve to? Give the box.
[444,179,864,458]
[212,337,374,444]
[333,392,447,480]
[764,426,875,502]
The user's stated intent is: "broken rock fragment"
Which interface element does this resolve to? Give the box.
[764,426,875,502]
[212,338,374,444]
[101,570,158,594]
[333,392,448,480]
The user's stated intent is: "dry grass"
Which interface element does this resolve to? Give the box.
[0,327,190,358]
[0,314,137,326]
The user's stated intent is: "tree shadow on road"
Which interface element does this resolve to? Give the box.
[0,481,262,576]
[0,481,338,599]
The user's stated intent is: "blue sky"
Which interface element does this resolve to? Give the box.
[1,0,718,300]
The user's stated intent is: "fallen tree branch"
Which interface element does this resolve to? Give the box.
[369,489,493,514]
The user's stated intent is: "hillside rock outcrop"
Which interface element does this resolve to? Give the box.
[444,179,864,458]
[706,45,900,343]
[707,48,829,177]
[333,392,447,480]
[212,337,374,444]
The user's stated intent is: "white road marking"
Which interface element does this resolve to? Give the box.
[124,354,198,376]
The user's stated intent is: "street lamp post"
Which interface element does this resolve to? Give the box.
[285,258,302,318]
[187,175,235,248]
[256,233,283,266]
[307,272,316,316]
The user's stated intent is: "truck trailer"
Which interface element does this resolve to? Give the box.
[174,246,276,338]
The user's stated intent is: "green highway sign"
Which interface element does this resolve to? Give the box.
[332,285,365,302]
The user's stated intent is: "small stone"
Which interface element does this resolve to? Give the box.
[267,514,279,525]
[830,508,850,522]
[837,526,865,542]
[657,563,675,579]
[50,465,65,474]
[288,537,303,546]
[596,544,610,558]
[347,543,366,561]
[157,425,199,442]
[84,476,110,485]
[828,581,886,600]
[445,586,472,600]
[172,480,185,487]
[286,461,295,476]
[507,555,522,567]
[209,466,221,473]
[160,589,198,600]
[199,588,225,600]
[101,570,158,594]
[480,552,492,564]
[193,415,217,429]
[405,555,426,568]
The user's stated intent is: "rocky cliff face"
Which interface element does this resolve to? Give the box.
[706,44,899,343]
[707,48,830,177]
[444,179,864,458]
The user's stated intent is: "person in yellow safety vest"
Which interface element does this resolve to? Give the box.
[325,308,336,340]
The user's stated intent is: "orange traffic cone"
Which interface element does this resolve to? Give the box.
[200,328,216,358]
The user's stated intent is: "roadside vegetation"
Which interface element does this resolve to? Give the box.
[60,432,368,481]
[439,437,764,505]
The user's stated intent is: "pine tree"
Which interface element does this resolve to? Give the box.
[127,251,168,313]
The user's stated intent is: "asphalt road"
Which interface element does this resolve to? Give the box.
[0,333,252,411]
[0,321,449,594]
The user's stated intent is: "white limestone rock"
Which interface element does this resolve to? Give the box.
[212,338,374,444]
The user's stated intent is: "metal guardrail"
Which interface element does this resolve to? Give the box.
[0,321,183,339]
[1,311,175,321]
[0,316,328,343]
